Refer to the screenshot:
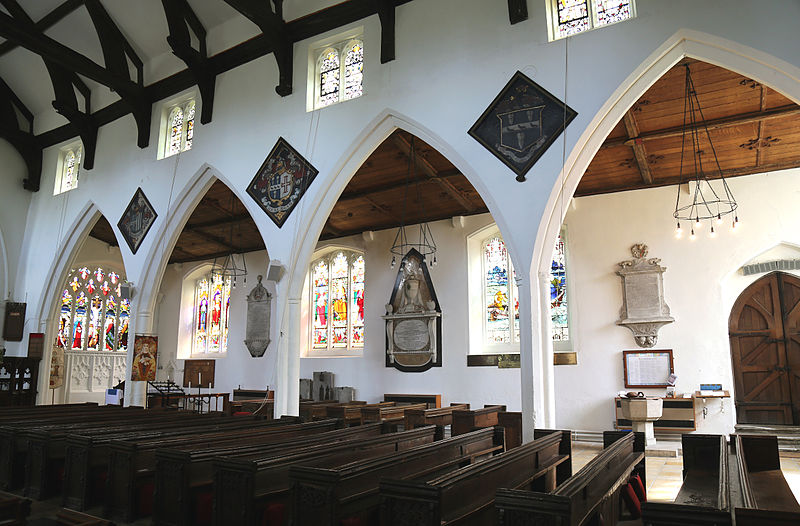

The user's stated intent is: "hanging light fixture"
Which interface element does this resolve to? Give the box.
[389,136,438,268]
[673,63,739,239]
[211,192,248,287]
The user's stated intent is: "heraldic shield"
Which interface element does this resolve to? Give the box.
[247,137,319,227]
[498,106,544,152]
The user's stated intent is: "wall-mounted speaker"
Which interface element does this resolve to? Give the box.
[266,260,285,283]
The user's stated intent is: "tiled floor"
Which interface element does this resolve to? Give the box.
[572,443,800,502]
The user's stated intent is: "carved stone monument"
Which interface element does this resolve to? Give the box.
[313,371,335,401]
[244,275,272,357]
[383,249,442,372]
[299,378,313,400]
[616,244,674,348]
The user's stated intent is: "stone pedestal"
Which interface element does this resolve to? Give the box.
[620,397,663,447]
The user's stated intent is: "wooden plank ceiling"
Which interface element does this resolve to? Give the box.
[577,59,800,196]
[90,60,800,262]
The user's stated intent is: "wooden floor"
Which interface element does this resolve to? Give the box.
[572,443,800,503]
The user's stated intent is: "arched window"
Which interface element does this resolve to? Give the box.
[310,250,365,350]
[550,233,570,346]
[312,38,364,110]
[54,145,82,195]
[483,236,520,344]
[162,99,196,159]
[57,266,128,353]
[193,272,232,355]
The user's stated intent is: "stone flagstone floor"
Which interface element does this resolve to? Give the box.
[572,442,800,502]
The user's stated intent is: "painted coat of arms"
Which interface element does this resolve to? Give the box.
[247,137,319,227]
[118,187,157,254]
[469,71,577,181]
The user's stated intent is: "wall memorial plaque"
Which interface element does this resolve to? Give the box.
[382,249,442,372]
[244,275,272,357]
[118,188,157,254]
[27,333,44,359]
[469,71,577,182]
[247,137,319,227]
[184,359,215,388]
[3,301,25,341]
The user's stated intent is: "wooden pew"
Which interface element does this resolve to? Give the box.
[733,434,800,526]
[360,402,428,426]
[151,422,388,526]
[641,434,731,526]
[384,393,441,408]
[212,425,438,526]
[299,400,360,422]
[62,414,289,510]
[325,401,395,426]
[404,403,470,440]
[55,508,115,526]
[496,431,644,526]
[451,405,507,435]
[290,427,506,526]
[0,490,31,525]
[104,418,338,522]
[379,429,571,526]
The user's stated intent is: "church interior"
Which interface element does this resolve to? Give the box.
[0,0,800,524]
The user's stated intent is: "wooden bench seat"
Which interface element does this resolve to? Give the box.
[384,393,441,408]
[360,403,428,426]
[212,425,438,526]
[0,490,31,525]
[380,428,571,525]
[451,405,507,436]
[289,426,506,526]
[326,402,395,426]
[104,418,339,522]
[299,400,363,421]
[496,431,644,526]
[404,404,469,440]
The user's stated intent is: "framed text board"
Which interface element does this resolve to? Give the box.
[623,350,674,388]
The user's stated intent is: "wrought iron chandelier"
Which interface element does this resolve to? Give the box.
[674,63,739,240]
[390,136,438,268]
[211,193,248,287]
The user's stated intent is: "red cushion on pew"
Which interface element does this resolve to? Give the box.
[622,483,641,519]
[261,502,285,526]
[233,411,252,416]
[340,518,363,526]
[195,491,213,526]
[138,482,155,516]
[630,473,646,502]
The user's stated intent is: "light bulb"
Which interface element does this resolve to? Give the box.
[709,224,716,238]
[390,256,396,269]
[675,222,682,238]
[690,228,696,241]
[732,216,739,231]
[716,214,723,225]
[695,217,702,229]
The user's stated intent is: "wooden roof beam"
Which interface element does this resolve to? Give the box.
[0,0,85,58]
[392,134,477,212]
[185,227,240,252]
[375,0,396,63]
[622,109,654,185]
[0,76,41,191]
[602,104,800,149]
[162,0,216,124]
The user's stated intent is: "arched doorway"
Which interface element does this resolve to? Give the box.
[729,271,800,425]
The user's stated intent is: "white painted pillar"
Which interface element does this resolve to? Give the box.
[538,271,557,428]
[517,277,537,442]
[275,298,301,417]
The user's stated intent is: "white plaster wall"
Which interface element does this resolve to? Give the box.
[299,214,522,409]
[2,0,799,417]
[555,169,800,434]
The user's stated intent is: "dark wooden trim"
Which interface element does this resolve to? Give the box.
[376,0,396,63]
[0,0,85,57]
[622,109,654,185]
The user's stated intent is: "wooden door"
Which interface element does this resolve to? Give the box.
[729,272,796,424]
[780,273,800,424]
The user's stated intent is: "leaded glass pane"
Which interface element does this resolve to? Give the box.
[485,237,511,344]
[319,48,340,108]
[184,101,195,151]
[512,265,520,342]
[58,290,72,349]
[118,299,130,352]
[87,296,102,351]
[350,256,365,346]
[330,253,348,347]
[595,0,632,26]
[344,42,363,101]
[208,274,225,353]
[72,292,87,349]
[557,0,590,37]
[62,151,76,192]
[194,278,210,353]
[104,296,116,351]
[550,235,569,342]
[168,107,184,156]
[312,260,329,348]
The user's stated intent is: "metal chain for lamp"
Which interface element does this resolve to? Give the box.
[674,64,739,240]
[390,136,438,268]
[211,193,248,287]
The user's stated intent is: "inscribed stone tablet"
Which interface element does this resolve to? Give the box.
[393,319,429,351]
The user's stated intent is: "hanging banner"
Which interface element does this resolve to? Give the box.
[49,345,65,389]
[131,335,158,382]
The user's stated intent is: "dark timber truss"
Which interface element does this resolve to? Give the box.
[0,0,532,192]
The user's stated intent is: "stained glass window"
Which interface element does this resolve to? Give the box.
[550,234,570,342]
[192,272,232,355]
[343,41,364,101]
[163,99,196,158]
[55,146,82,195]
[56,266,127,353]
[310,250,366,350]
[550,0,634,40]
[314,39,364,109]
[483,237,520,345]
